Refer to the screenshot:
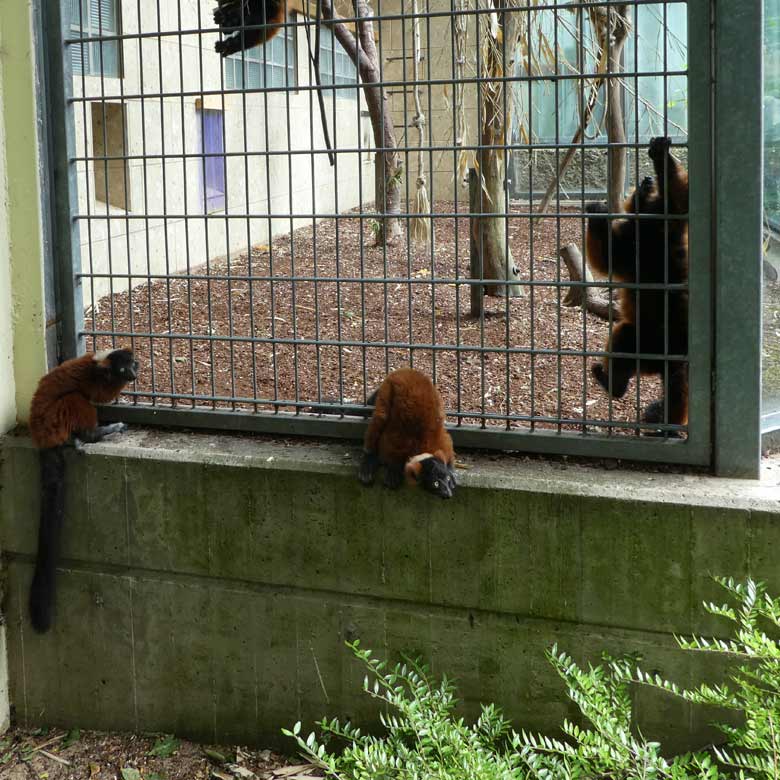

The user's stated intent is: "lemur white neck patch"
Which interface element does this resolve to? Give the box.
[93,348,119,362]
[406,452,433,466]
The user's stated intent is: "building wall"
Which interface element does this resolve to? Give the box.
[74,0,375,306]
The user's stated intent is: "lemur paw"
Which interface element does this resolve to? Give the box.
[648,136,672,162]
[383,465,404,490]
[591,362,609,393]
[358,451,380,486]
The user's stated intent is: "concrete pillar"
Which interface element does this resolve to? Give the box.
[0,0,48,427]
[0,0,50,734]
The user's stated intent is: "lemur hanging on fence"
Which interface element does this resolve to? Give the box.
[27,348,138,633]
[358,368,457,499]
[585,136,689,431]
[213,0,286,56]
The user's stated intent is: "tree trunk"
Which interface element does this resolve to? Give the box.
[321,0,402,245]
[474,1,523,298]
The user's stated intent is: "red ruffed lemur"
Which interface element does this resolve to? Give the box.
[27,348,138,633]
[213,0,286,57]
[585,136,689,431]
[358,368,457,499]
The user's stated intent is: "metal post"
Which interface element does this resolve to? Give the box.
[468,167,483,318]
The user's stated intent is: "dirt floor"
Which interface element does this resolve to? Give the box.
[0,727,316,780]
[89,201,669,434]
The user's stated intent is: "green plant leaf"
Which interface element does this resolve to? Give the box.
[62,729,80,748]
[148,735,179,758]
[121,769,141,780]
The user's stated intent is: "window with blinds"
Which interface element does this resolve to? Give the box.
[224,15,297,91]
[70,0,121,78]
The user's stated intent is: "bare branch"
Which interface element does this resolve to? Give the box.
[559,243,619,321]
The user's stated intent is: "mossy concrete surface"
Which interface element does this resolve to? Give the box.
[1,429,779,753]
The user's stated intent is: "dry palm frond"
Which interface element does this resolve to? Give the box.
[409,0,431,245]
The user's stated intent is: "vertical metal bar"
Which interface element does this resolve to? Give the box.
[196,0,218,408]
[451,0,463,424]
[579,2,587,435]
[217,2,236,412]
[284,4,300,412]
[500,0,510,431]
[527,0,535,430]
[40,0,85,361]
[685,0,713,463]
[178,1,197,408]
[136,0,158,398]
[158,3,177,399]
[306,13,325,409]
[426,0,437,385]
[713,0,762,477]
[476,0,486,428]
[96,0,117,352]
[331,30,344,409]
[554,2,562,432]
[78,0,98,358]
[468,168,483,316]
[633,1,641,432]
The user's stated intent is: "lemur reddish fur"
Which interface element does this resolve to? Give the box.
[363,368,455,475]
[29,353,131,449]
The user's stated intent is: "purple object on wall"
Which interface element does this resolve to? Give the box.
[201,109,226,212]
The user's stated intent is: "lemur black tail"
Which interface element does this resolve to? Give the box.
[29,447,66,633]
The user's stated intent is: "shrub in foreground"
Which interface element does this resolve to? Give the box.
[284,577,780,780]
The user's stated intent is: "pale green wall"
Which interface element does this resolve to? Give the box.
[0,18,15,436]
[0,0,47,427]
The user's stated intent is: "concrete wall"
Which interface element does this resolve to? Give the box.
[76,0,375,306]
[2,429,779,753]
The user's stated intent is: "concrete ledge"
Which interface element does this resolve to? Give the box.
[1,430,779,751]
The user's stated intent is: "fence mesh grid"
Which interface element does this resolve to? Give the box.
[64,0,690,443]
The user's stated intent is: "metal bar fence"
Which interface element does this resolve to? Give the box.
[41,0,759,470]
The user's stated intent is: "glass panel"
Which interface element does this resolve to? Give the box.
[224,15,297,90]
[763,0,780,420]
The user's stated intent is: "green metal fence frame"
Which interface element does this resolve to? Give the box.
[39,0,764,476]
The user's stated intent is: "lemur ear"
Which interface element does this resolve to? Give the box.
[405,460,423,483]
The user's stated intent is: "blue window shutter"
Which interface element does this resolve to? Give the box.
[202,110,226,213]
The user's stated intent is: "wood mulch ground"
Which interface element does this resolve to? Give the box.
[90,200,665,435]
[0,727,316,780]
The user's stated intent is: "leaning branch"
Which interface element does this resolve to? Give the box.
[559,243,619,321]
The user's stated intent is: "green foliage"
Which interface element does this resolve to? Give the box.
[62,728,81,748]
[285,578,780,780]
[148,734,180,758]
[636,577,780,780]
[518,648,718,780]
[282,641,524,780]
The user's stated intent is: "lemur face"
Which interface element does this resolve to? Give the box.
[409,454,456,499]
[95,348,139,383]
